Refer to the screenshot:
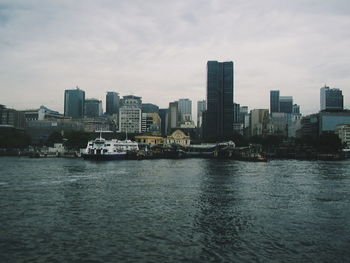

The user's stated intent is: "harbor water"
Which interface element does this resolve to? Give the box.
[0,157,349,262]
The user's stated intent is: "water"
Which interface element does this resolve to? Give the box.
[0,157,350,262]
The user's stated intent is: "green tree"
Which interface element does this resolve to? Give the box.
[64,131,94,150]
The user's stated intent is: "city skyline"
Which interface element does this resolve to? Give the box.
[1,0,350,113]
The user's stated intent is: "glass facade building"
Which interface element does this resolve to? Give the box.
[106,92,120,115]
[64,88,85,119]
[203,61,234,140]
[270,90,280,113]
[320,86,343,111]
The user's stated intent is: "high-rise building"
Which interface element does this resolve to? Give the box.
[106,92,120,115]
[159,109,168,136]
[64,87,85,119]
[320,86,343,111]
[270,90,280,113]
[168,102,179,134]
[279,96,293,114]
[203,61,234,140]
[197,100,206,129]
[141,103,159,114]
[119,95,142,134]
[178,99,192,122]
[250,109,271,136]
[84,99,103,118]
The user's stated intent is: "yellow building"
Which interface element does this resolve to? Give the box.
[135,135,164,146]
[164,129,190,147]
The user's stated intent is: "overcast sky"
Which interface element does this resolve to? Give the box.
[1,0,349,115]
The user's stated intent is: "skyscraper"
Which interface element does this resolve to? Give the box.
[320,86,344,111]
[270,90,280,113]
[106,92,120,115]
[84,99,103,118]
[177,99,192,122]
[203,61,234,140]
[197,100,206,129]
[64,87,85,119]
[168,101,179,134]
[279,96,293,114]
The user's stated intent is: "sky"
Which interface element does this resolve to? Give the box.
[1,0,350,116]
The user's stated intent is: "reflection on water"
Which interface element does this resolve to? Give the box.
[0,157,349,262]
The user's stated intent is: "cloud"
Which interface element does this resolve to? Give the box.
[0,0,349,114]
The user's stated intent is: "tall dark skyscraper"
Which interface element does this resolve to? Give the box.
[203,61,234,140]
[106,92,120,115]
[64,87,85,119]
[270,90,280,113]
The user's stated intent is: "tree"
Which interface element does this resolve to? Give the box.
[317,133,342,153]
[64,131,94,150]
[46,131,63,147]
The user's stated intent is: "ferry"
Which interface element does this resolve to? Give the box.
[82,135,139,160]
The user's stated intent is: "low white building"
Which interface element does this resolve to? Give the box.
[335,124,350,147]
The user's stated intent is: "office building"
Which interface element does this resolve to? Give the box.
[270,90,280,113]
[64,87,85,119]
[141,113,161,133]
[250,109,271,136]
[203,61,234,140]
[168,102,179,134]
[320,86,343,111]
[159,109,168,136]
[178,99,192,122]
[233,103,240,123]
[279,96,293,114]
[119,95,142,134]
[106,92,120,115]
[84,99,103,118]
[23,106,63,122]
[319,111,350,134]
[141,103,159,114]
[197,100,206,129]
[0,105,25,129]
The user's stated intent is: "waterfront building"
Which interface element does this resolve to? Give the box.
[164,129,190,147]
[270,90,280,113]
[135,135,164,146]
[279,96,293,114]
[141,103,159,114]
[26,119,84,144]
[81,118,110,132]
[141,113,161,134]
[197,100,206,129]
[203,61,234,140]
[250,109,271,136]
[178,99,192,123]
[335,124,350,147]
[119,95,142,134]
[168,102,179,134]
[64,87,85,119]
[84,99,103,118]
[106,92,120,115]
[320,86,344,111]
[159,109,168,136]
[319,111,350,135]
[0,105,25,130]
[23,106,63,122]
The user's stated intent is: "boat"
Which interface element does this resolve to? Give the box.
[82,135,139,160]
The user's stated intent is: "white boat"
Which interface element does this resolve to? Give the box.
[82,135,139,160]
